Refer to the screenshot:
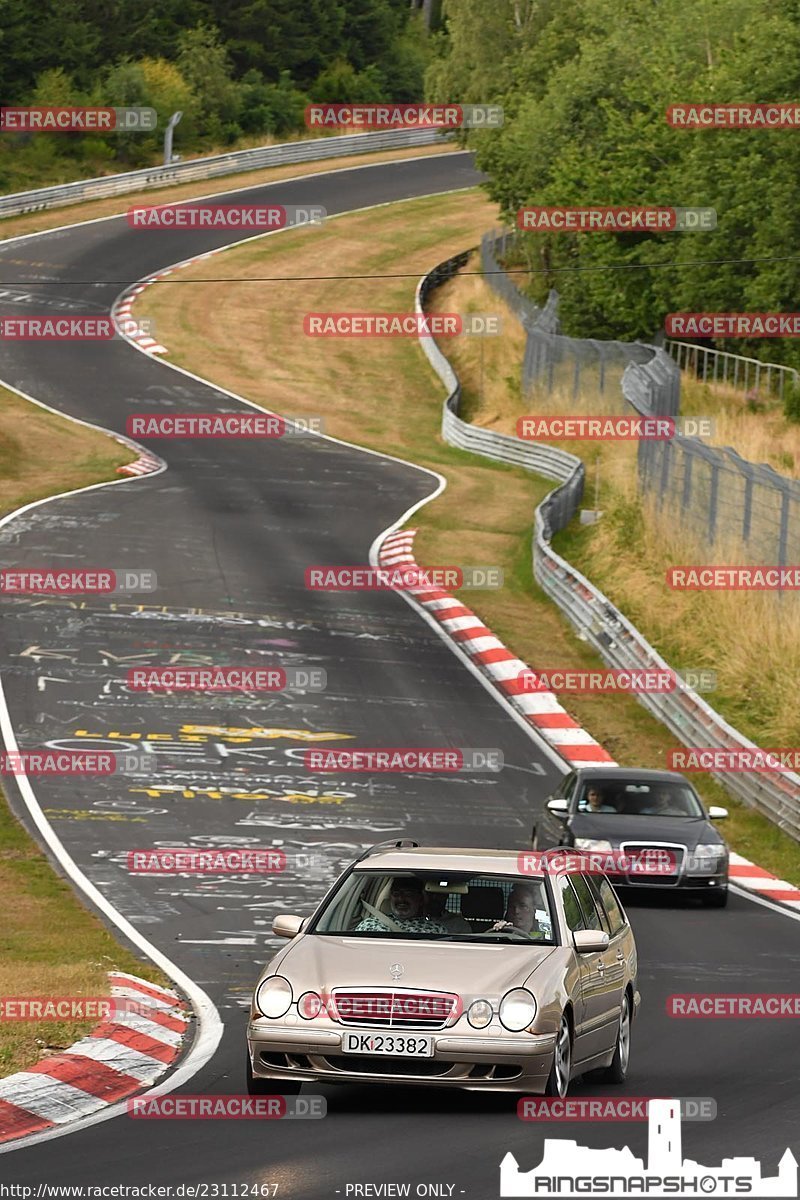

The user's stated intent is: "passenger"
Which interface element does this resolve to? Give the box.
[424,889,471,933]
[643,787,677,815]
[355,876,448,933]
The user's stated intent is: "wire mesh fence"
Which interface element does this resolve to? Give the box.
[482,228,800,564]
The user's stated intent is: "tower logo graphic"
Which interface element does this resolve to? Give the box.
[500,1098,797,1197]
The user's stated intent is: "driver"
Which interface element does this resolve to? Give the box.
[355,876,448,933]
[491,883,546,939]
[581,784,616,813]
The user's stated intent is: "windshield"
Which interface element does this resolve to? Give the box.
[577,780,705,818]
[311,870,556,943]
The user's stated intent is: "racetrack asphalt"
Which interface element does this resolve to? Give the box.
[0,151,798,1193]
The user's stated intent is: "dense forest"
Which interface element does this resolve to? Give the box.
[427,0,800,365]
[0,0,432,188]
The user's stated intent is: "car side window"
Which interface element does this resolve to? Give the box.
[558,877,586,932]
[596,877,626,936]
[570,873,604,931]
[553,772,575,802]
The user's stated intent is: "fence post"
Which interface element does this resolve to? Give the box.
[708,462,719,544]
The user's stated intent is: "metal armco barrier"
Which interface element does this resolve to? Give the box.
[0,128,447,218]
[417,247,800,841]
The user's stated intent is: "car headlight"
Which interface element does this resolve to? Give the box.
[297,991,323,1019]
[499,988,537,1032]
[688,844,727,871]
[255,975,293,1018]
[573,838,613,852]
[467,999,493,1029]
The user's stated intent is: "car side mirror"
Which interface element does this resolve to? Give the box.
[708,806,728,820]
[546,798,569,819]
[573,930,610,953]
[272,914,305,938]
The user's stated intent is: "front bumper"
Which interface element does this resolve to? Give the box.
[247,1019,556,1092]
[614,869,728,894]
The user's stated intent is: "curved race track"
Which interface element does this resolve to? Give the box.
[0,152,798,1195]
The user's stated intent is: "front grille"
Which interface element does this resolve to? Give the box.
[324,1055,454,1077]
[622,844,685,886]
[331,988,459,1029]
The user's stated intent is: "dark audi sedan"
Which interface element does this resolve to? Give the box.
[531,768,729,906]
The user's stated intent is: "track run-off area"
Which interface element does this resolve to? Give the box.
[0,151,798,1195]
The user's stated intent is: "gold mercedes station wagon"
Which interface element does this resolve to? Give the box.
[246,841,640,1096]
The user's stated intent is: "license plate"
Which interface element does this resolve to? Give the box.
[342,1031,434,1058]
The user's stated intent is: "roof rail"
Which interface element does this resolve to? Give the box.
[355,839,421,864]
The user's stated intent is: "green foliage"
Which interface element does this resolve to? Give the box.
[427,0,800,369]
[783,382,800,424]
[0,2,430,191]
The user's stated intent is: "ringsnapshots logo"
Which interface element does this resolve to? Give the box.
[126,666,326,693]
[304,748,504,773]
[0,568,156,595]
[517,206,716,232]
[667,102,800,129]
[126,413,324,438]
[304,103,503,129]
[305,565,503,590]
[0,750,154,776]
[303,313,501,336]
[0,107,157,132]
[127,203,326,230]
[127,1095,325,1120]
[500,1098,797,1198]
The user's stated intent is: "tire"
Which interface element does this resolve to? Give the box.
[702,888,728,908]
[600,991,631,1084]
[246,1051,302,1096]
[545,1013,572,1098]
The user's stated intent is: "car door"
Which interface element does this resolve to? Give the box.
[561,873,623,1065]
[535,771,576,848]
[557,874,605,1065]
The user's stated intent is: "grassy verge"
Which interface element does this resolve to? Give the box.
[0,142,455,242]
[135,197,800,887]
[0,387,167,1076]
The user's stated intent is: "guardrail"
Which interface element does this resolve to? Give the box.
[666,339,799,401]
[416,246,800,841]
[0,128,447,218]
